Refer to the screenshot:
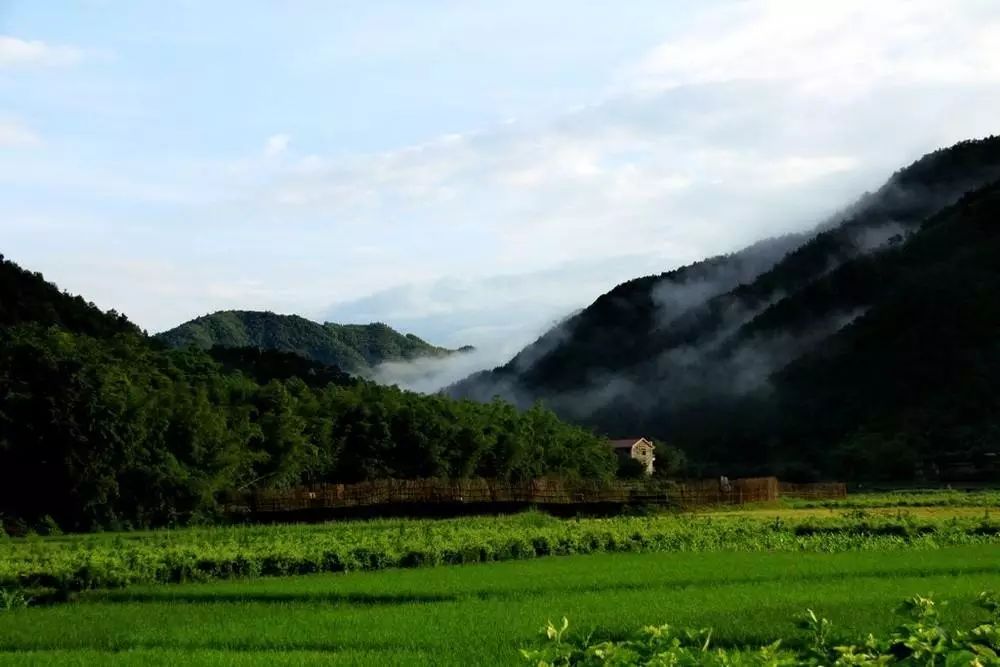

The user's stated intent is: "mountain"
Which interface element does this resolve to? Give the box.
[767,181,1000,479]
[0,253,139,338]
[0,259,356,391]
[450,136,1000,480]
[155,310,469,375]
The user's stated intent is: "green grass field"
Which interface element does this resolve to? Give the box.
[784,488,1000,509]
[1,545,999,665]
[3,495,1000,665]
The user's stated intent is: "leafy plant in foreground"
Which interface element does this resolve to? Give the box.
[0,588,30,611]
[521,592,1000,665]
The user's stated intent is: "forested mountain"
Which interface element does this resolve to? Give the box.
[450,136,1000,481]
[156,310,469,375]
[768,182,1000,479]
[0,258,614,530]
[0,255,139,337]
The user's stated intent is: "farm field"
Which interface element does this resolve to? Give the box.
[4,502,1000,593]
[2,494,999,664]
[1,545,999,665]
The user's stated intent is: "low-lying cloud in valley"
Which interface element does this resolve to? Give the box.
[370,347,497,394]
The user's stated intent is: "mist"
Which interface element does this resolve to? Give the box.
[371,347,503,394]
[448,146,1000,433]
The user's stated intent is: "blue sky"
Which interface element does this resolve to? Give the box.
[3,1,1000,381]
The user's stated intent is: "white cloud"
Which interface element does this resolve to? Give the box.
[292,0,1000,377]
[0,118,40,147]
[628,0,1000,95]
[372,347,509,394]
[0,35,83,68]
[263,133,290,157]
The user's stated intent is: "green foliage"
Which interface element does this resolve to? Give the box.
[652,444,688,478]
[206,346,354,388]
[36,517,62,537]
[521,593,1000,665]
[0,320,613,530]
[3,511,999,594]
[785,489,1000,510]
[617,457,647,479]
[0,588,29,611]
[154,310,465,375]
[522,617,787,666]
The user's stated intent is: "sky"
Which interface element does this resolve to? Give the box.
[3,0,1000,374]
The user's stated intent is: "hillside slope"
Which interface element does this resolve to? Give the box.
[450,136,1000,479]
[767,183,1000,478]
[156,310,466,375]
[0,254,139,338]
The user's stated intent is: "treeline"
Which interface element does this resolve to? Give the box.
[0,257,616,531]
[0,325,615,530]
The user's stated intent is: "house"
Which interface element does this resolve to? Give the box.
[608,437,656,475]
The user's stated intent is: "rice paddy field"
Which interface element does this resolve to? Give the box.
[1,490,999,665]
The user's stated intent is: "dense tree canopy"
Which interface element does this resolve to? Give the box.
[0,324,616,530]
[0,258,615,531]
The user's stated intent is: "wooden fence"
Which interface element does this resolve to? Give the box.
[244,478,671,513]
[675,476,780,507]
[235,475,844,515]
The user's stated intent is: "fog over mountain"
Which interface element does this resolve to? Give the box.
[449,136,1000,477]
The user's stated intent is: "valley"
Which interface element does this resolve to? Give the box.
[3,7,1000,661]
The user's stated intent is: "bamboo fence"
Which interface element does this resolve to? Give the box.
[237,475,846,514]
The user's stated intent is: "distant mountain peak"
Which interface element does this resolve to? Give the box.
[155,310,467,375]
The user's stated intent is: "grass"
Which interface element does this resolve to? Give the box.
[2,495,999,664]
[707,505,996,519]
[783,488,1000,509]
[1,545,999,665]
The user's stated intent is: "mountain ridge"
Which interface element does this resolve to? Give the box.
[449,135,1000,479]
[155,310,471,376]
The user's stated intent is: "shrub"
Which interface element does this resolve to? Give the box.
[37,515,63,536]
[0,588,30,611]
